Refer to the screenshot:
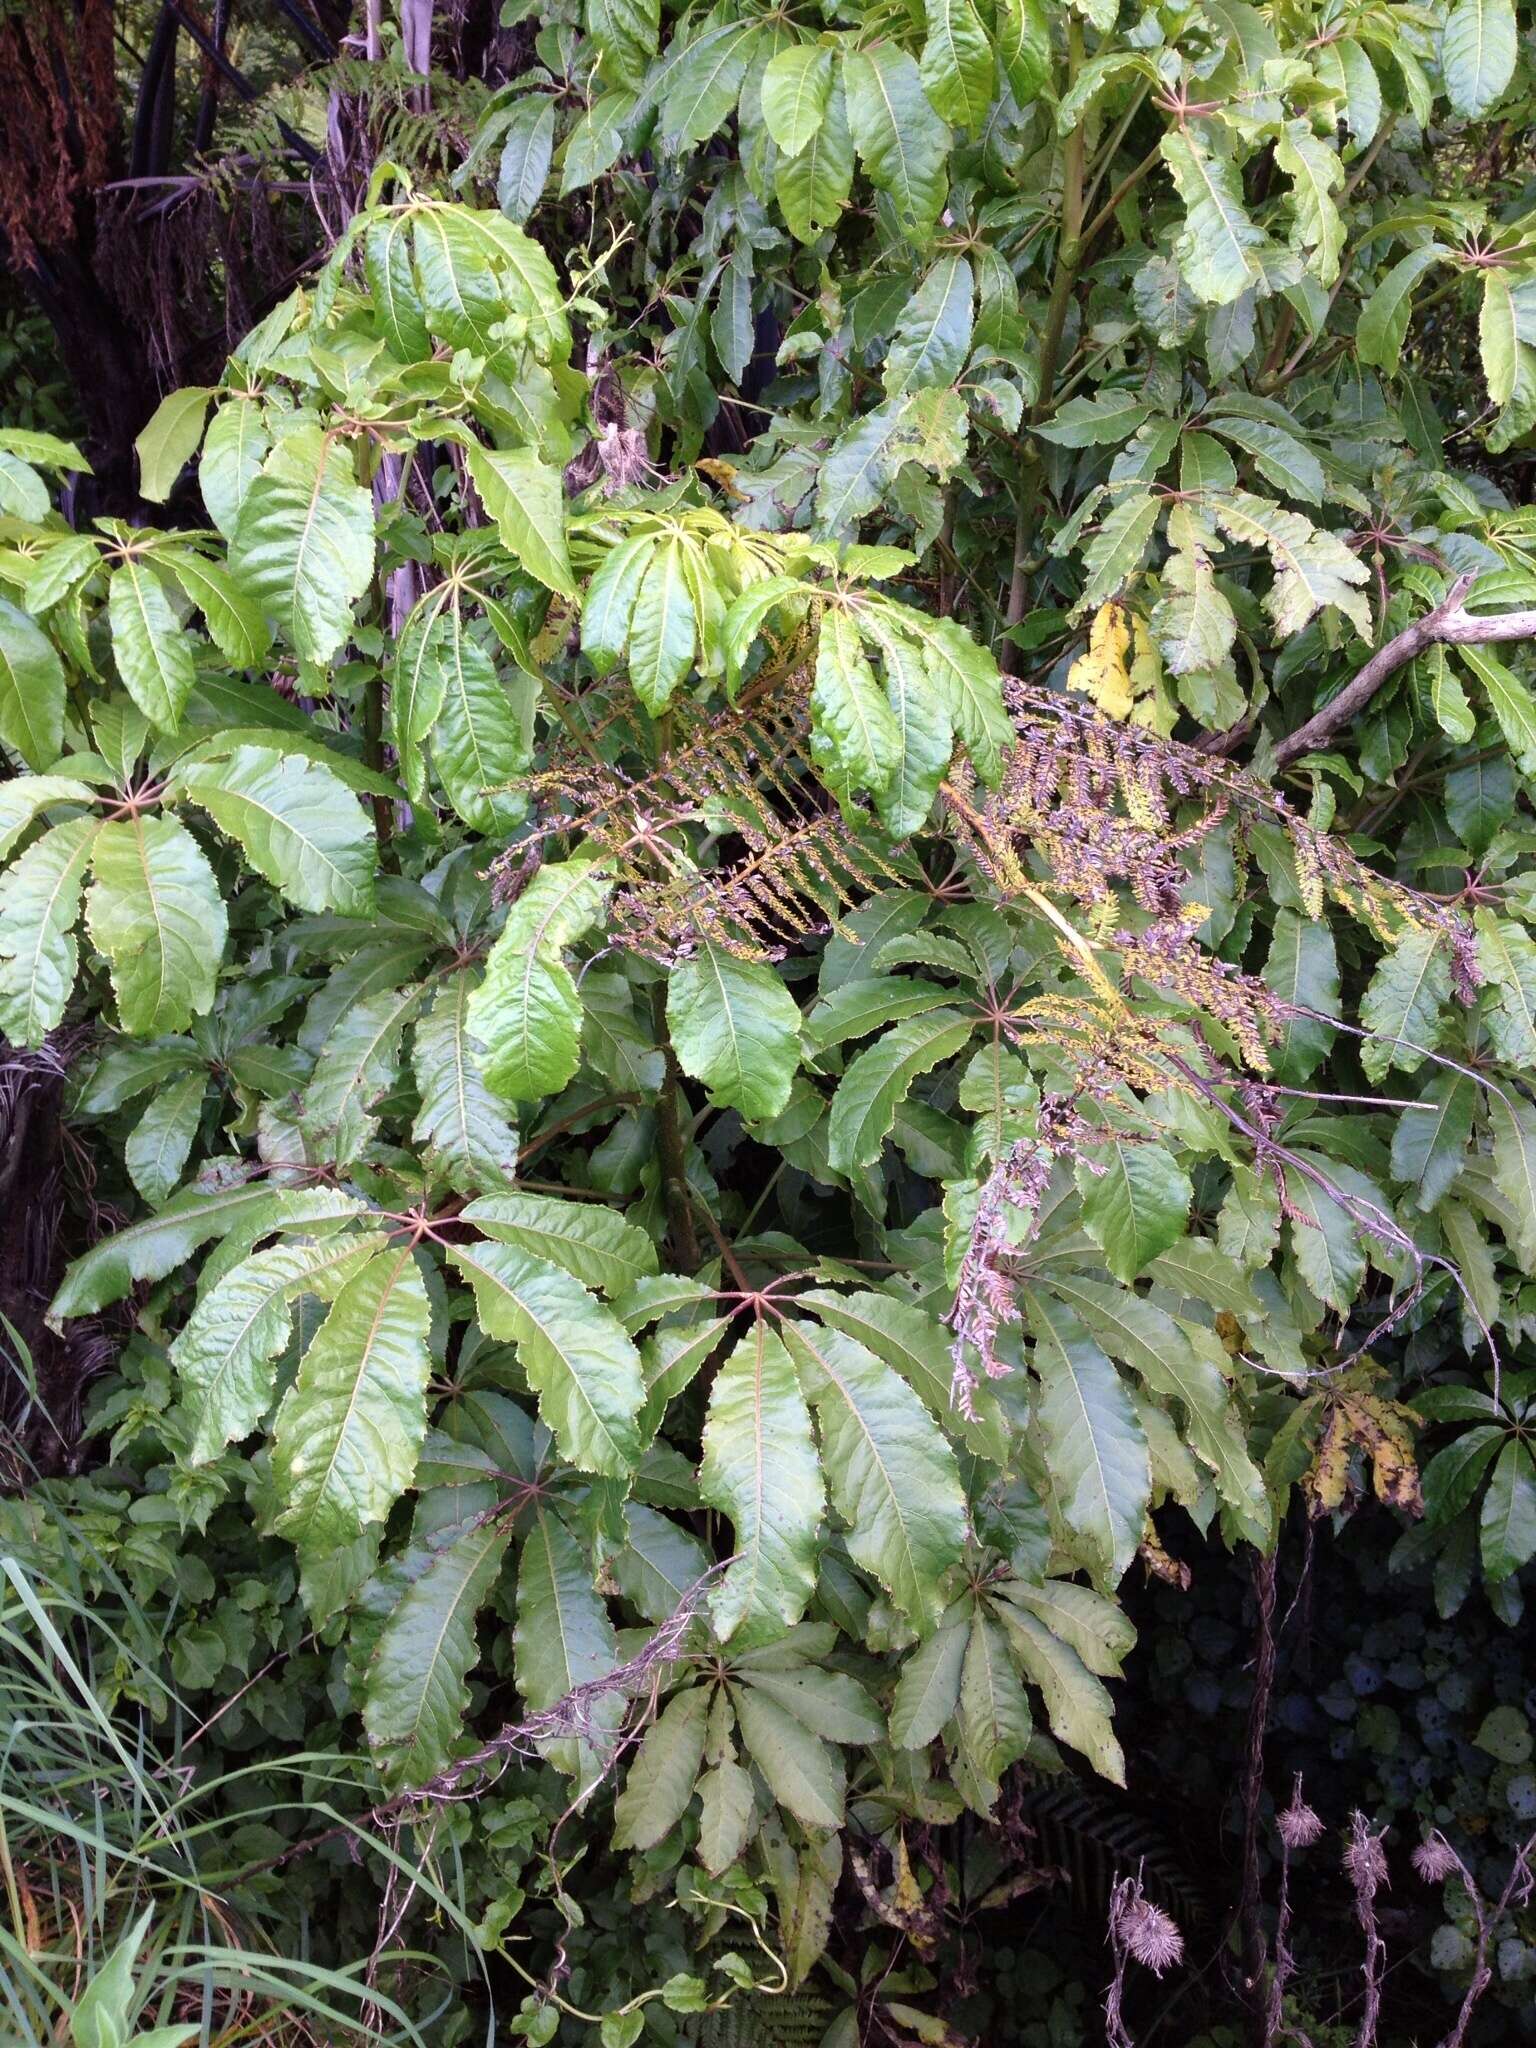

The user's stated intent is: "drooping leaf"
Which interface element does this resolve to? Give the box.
[175,745,374,915]
[698,1323,823,1642]
[826,1009,973,1175]
[843,44,949,240]
[0,815,97,1046]
[1023,1290,1149,1588]
[612,1687,710,1848]
[781,1317,966,1631]
[365,1513,514,1784]
[85,816,226,1036]
[229,427,375,665]
[411,970,520,1193]
[272,1246,433,1556]
[1077,1137,1192,1283]
[0,597,67,769]
[448,1240,645,1474]
[667,941,801,1122]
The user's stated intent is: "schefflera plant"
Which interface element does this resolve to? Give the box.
[2,9,1535,1991]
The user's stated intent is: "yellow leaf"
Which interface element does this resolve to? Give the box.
[1068,600,1134,719]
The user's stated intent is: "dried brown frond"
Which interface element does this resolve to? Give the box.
[504,683,911,961]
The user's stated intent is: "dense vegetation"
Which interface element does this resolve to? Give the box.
[2,0,1536,2042]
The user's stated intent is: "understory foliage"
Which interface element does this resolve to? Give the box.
[2,0,1536,2038]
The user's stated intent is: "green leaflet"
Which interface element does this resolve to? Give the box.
[447,1240,644,1474]
[496,97,556,224]
[826,1009,974,1175]
[429,609,535,834]
[1044,1274,1268,1535]
[776,77,853,240]
[1263,910,1340,1084]
[107,560,196,732]
[780,1317,966,1632]
[883,255,974,396]
[364,1513,515,1784]
[301,981,426,1166]
[612,1686,710,1848]
[1077,1137,1192,1282]
[174,1232,384,1462]
[134,387,213,503]
[811,606,902,800]
[919,0,994,131]
[174,745,374,915]
[1480,1439,1536,1583]
[0,596,66,768]
[411,970,520,1194]
[1355,245,1445,375]
[86,815,226,1037]
[889,1615,968,1747]
[760,44,834,156]
[515,1505,621,1779]
[51,1184,363,1322]
[699,1323,823,1643]
[271,1245,433,1555]
[1390,1070,1475,1214]
[732,1682,845,1829]
[1359,929,1452,1082]
[0,815,98,1046]
[1210,491,1371,639]
[229,427,375,665]
[667,941,801,1121]
[1023,1289,1149,1589]
[956,1611,1034,1806]
[124,1071,205,1205]
[462,1191,657,1295]
[1160,129,1266,306]
[156,547,272,666]
[842,44,949,240]
[628,535,696,711]
[468,855,610,1103]
[580,532,656,675]
[464,444,576,597]
[1440,0,1517,116]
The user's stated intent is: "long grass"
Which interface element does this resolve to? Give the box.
[0,1536,487,2046]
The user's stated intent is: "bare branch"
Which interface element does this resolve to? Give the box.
[1206,574,1536,769]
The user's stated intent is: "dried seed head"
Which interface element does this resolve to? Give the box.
[1110,1883,1184,1975]
[1413,1837,1460,1884]
[1277,1791,1325,1850]
[1344,1825,1389,1897]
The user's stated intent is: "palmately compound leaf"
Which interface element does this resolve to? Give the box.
[173,1232,385,1463]
[731,1681,845,1829]
[996,1600,1126,1784]
[781,1317,966,1632]
[666,941,801,1122]
[174,745,375,916]
[229,425,375,666]
[468,855,610,1104]
[411,969,520,1194]
[460,1190,657,1295]
[85,816,227,1037]
[364,1512,515,1785]
[272,1245,433,1558]
[447,1240,644,1474]
[699,1322,823,1643]
[0,815,98,1047]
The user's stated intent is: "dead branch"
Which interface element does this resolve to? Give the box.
[1264,574,1536,768]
